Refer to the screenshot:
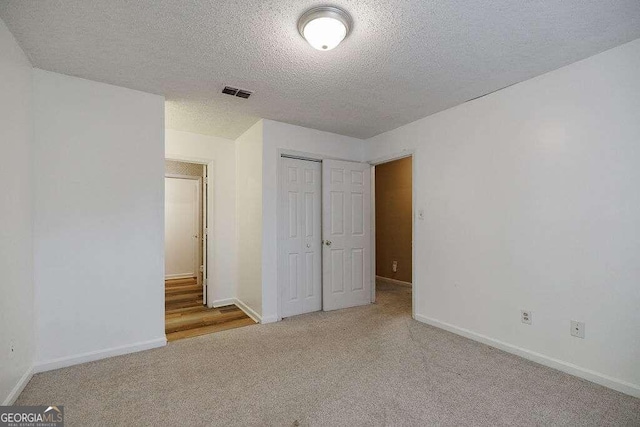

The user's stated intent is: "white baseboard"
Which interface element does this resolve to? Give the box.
[211,298,235,308]
[233,298,262,323]
[2,366,34,405]
[165,273,195,280]
[376,275,412,288]
[33,337,167,373]
[207,297,268,324]
[414,314,640,398]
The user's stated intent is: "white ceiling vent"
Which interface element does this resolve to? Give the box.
[222,86,253,99]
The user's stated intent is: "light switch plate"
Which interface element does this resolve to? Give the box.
[418,209,425,220]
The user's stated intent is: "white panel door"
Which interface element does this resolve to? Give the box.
[279,157,322,317]
[322,159,371,311]
[165,177,200,279]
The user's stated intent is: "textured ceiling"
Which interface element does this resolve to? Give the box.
[1,1,640,140]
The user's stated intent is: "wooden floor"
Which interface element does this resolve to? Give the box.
[165,277,256,342]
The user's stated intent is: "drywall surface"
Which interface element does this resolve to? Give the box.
[0,17,34,404]
[375,157,412,282]
[261,119,366,322]
[164,177,201,278]
[164,159,205,284]
[33,69,166,366]
[165,129,237,305]
[235,121,264,318]
[366,39,640,395]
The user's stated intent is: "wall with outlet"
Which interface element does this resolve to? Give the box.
[0,17,35,405]
[366,39,640,396]
[375,156,413,283]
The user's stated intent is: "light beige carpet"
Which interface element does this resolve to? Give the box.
[16,282,640,426]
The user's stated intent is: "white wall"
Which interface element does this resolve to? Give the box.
[261,119,366,322]
[165,129,237,305]
[235,120,264,317]
[164,177,200,278]
[33,70,166,369]
[367,38,640,396]
[0,17,34,405]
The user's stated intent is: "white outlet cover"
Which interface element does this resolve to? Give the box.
[570,320,585,338]
[521,310,532,325]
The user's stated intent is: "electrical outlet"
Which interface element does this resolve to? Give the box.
[521,310,532,325]
[570,320,585,339]
[392,261,398,272]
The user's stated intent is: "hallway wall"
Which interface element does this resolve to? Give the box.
[235,120,264,318]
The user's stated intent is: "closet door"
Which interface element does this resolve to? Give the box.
[279,157,322,317]
[322,160,371,311]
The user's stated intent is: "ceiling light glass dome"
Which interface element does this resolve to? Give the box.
[298,7,352,51]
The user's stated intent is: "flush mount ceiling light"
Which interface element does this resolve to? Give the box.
[298,6,352,51]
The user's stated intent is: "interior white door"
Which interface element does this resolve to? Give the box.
[322,159,372,311]
[279,157,322,317]
[165,177,200,279]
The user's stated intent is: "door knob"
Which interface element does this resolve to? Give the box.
[306,243,311,248]
[324,240,332,246]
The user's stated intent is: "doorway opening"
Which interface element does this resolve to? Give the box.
[165,160,206,293]
[164,159,255,341]
[372,156,413,316]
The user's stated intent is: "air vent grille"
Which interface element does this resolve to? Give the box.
[222,86,238,96]
[222,86,253,99]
